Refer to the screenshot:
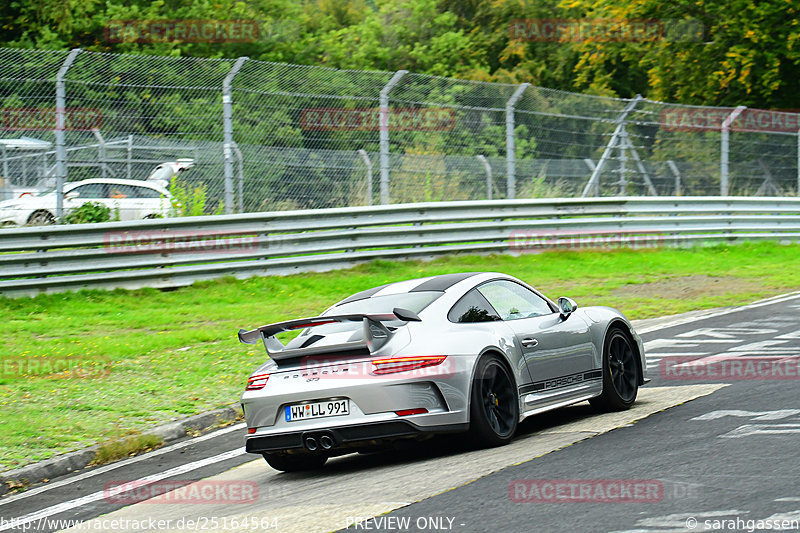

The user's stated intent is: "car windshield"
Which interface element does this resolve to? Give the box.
[327,291,442,316]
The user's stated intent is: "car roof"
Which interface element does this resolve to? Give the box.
[66,178,168,191]
[334,272,485,306]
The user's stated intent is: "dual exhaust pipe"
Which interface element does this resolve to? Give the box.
[304,431,336,452]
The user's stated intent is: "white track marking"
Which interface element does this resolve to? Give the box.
[634,291,800,334]
[720,424,800,438]
[0,423,245,506]
[691,410,800,421]
[0,448,244,532]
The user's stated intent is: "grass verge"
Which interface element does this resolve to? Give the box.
[1,241,799,470]
[91,433,164,466]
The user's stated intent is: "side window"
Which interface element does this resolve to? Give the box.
[448,289,501,323]
[71,183,105,198]
[135,186,162,199]
[477,280,553,321]
[108,185,137,199]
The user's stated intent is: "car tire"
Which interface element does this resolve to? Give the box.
[468,353,519,447]
[27,210,55,225]
[262,452,328,472]
[589,327,639,412]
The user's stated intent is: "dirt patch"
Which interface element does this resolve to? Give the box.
[610,275,766,300]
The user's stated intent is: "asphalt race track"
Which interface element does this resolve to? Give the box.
[1,292,799,533]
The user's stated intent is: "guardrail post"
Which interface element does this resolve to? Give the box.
[721,105,746,196]
[797,127,800,197]
[223,57,248,214]
[55,48,81,221]
[505,83,529,200]
[476,155,492,200]
[581,95,642,197]
[379,70,408,205]
[357,149,373,205]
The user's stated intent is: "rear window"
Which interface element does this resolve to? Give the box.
[328,291,442,316]
[287,291,442,339]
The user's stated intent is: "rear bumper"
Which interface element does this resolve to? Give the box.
[245,420,468,454]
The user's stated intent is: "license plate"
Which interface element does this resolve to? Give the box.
[285,399,349,422]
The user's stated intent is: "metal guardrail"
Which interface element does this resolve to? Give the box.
[2,197,799,298]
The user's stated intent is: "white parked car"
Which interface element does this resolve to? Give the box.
[0,178,173,226]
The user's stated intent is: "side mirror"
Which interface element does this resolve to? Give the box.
[65,191,79,200]
[557,297,578,319]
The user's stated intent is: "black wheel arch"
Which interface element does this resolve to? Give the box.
[603,319,644,386]
[467,347,520,413]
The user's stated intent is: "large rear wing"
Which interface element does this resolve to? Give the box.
[237,308,421,361]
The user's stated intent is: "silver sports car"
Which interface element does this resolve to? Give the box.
[239,272,647,472]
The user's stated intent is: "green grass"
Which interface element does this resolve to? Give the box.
[1,241,800,470]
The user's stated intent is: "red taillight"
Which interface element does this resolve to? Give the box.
[247,427,257,434]
[245,373,270,390]
[371,355,447,375]
[395,408,428,416]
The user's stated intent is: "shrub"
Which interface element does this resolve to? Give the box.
[64,202,111,224]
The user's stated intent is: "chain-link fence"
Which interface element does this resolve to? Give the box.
[2,46,799,215]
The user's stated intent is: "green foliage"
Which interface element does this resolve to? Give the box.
[2,1,798,107]
[169,179,224,216]
[63,202,111,224]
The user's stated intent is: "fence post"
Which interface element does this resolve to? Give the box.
[721,106,746,196]
[581,95,642,197]
[357,149,373,205]
[379,70,408,205]
[233,143,244,213]
[505,83,529,200]
[223,56,248,214]
[126,134,132,179]
[92,129,105,178]
[476,155,492,200]
[54,48,81,221]
[667,160,682,196]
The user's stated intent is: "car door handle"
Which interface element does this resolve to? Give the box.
[521,338,539,347]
